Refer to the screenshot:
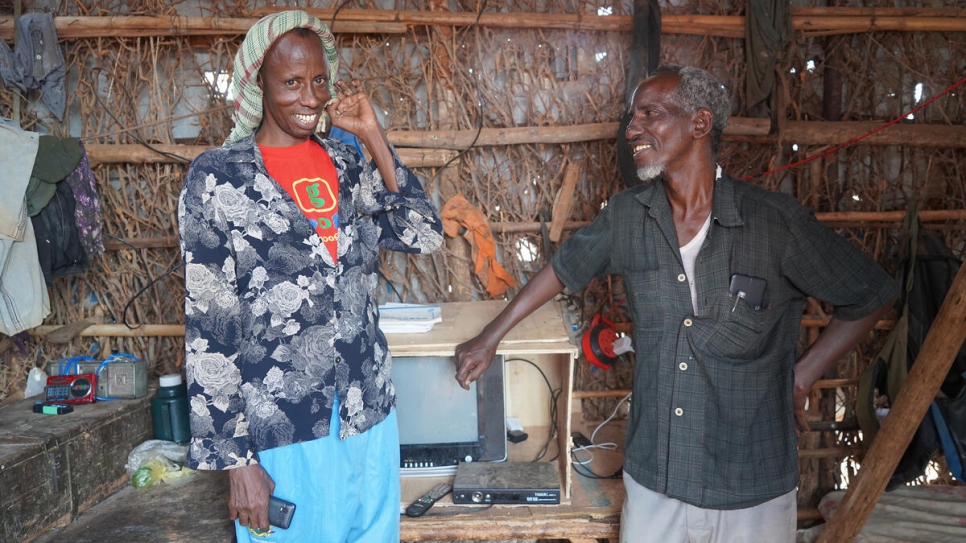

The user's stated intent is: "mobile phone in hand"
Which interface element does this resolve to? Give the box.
[268,495,296,530]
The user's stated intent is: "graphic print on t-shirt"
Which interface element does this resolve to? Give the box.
[260,140,340,262]
[292,177,338,229]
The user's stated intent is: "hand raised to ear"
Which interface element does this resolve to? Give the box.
[326,80,381,136]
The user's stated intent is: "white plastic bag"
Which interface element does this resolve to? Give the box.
[124,439,193,489]
[23,367,47,398]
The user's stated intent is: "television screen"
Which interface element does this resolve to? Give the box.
[392,354,506,469]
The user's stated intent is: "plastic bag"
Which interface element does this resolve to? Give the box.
[124,439,193,489]
[24,367,48,398]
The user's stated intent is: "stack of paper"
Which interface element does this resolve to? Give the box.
[378,303,442,334]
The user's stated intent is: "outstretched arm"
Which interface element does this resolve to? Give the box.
[455,265,566,389]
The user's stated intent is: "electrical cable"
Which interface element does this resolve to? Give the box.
[89,84,192,163]
[430,0,488,187]
[119,261,185,330]
[739,75,966,181]
[106,232,184,330]
[505,357,560,462]
[570,392,631,480]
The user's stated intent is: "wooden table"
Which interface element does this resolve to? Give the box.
[400,417,625,542]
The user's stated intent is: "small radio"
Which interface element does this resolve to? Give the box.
[45,374,97,404]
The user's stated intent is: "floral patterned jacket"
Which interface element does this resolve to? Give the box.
[178,134,443,470]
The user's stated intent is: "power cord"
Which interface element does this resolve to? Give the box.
[570,392,631,479]
[505,357,561,462]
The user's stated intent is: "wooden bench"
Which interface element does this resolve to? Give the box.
[0,395,152,542]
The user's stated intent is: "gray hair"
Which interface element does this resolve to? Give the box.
[650,65,731,154]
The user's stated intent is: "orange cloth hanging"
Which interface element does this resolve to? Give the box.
[441,194,516,298]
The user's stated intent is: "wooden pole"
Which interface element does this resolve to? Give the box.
[80,118,964,163]
[96,210,966,252]
[736,120,966,148]
[5,9,965,40]
[549,164,582,242]
[817,262,966,543]
[84,144,458,168]
[429,0,475,303]
[31,324,186,337]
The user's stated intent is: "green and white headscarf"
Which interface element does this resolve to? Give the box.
[225,10,339,145]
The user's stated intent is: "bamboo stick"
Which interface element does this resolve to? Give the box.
[103,213,963,251]
[573,378,854,400]
[5,9,965,41]
[736,121,966,148]
[388,121,966,149]
[490,210,966,234]
[388,123,622,149]
[792,7,966,17]
[84,144,459,168]
[0,16,405,39]
[81,118,964,166]
[99,209,965,252]
[104,235,178,250]
[818,262,966,543]
[30,324,186,337]
[798,446,864,459]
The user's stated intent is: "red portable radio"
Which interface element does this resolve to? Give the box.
[45,373,97,404]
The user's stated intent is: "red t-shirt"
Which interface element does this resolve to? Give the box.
[260,140,339,262]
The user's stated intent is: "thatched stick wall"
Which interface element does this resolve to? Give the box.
[1,0,964,519]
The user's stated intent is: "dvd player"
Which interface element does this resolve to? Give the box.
[452,461,560,505]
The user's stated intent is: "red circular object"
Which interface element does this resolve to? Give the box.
[582,315,619,370]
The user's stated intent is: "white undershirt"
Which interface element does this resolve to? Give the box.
[679,213,712,313]
[677,165,721,313]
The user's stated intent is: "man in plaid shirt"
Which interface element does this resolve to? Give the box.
[455,66,896,542]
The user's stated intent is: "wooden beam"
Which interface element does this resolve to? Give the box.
[85,143,459,168]
[734,120,966,148]
[388,123,622,149]
[0,16,404,39]
[103,235,178,250]
[5,8,964,41]
[388,120,966,149]
[30,324,186,337]
[490,210,966,235]
[550,164,582,242]
[94,209,966,252]
[80,117,964,166]
[817,262,966,543]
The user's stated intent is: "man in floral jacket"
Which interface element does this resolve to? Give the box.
[178,11,442,542]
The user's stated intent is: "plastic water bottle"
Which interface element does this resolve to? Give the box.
[151,374,191,444]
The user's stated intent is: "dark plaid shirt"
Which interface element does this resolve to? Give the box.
[552,173,897,509]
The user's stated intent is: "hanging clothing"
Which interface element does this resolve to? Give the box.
[25,135,83,217]
[32,176,89,285]
[0,12,67,120]
[0,117,39,241]
[0,118,50,334]
[0,219,50,335]
[63,143,104,258]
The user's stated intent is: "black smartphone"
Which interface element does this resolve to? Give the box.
[729,273,767,311]
[268,495,296,530]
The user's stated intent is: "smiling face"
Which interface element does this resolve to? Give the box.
[256,30,331,148]
[624,72,699,182]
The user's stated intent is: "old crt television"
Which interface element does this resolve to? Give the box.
[391,354,506,469]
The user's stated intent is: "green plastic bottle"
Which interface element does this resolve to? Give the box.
[151,374,191,444]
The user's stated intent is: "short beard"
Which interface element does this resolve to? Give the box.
[637,163,665,182]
